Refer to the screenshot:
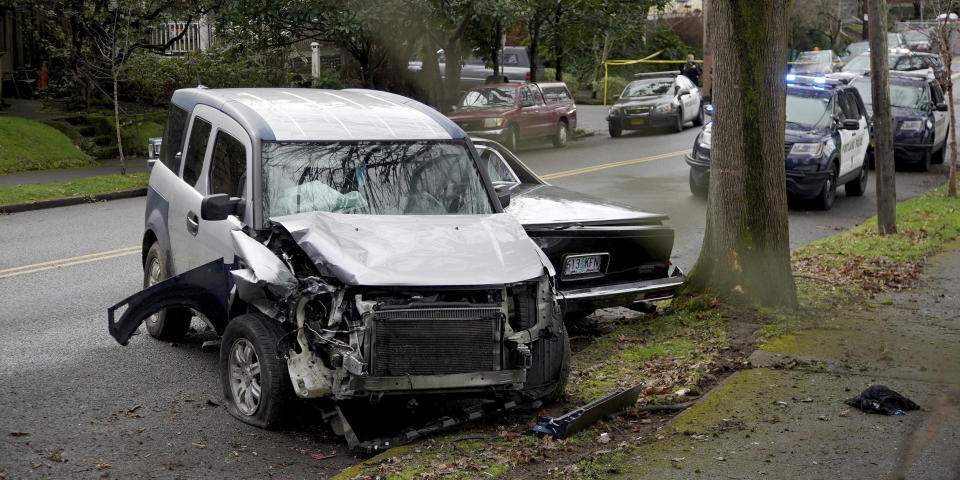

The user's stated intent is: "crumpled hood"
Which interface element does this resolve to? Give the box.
[272,212,553,286]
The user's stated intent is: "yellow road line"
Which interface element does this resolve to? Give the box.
[0,246,140,278]
[541,149,688,180]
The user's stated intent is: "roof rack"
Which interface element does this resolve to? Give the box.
[633,70,680,78]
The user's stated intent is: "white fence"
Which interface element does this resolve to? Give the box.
[149,19,213,54]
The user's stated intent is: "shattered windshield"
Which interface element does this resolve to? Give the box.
[262,141,494,217]
[459,87,517,108]
[622,79,675,98]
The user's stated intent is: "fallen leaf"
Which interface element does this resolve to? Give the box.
[95,460,111,470]
[839,409,851,417]
[715,456,726,461]
[597,432,611,444]
[311,452,337,460]
[191,442,206,448]
[10,430,28,437]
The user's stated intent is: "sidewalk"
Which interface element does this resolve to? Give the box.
[610,247,960,478]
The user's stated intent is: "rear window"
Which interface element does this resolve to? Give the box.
[541,86,573,103]
[160,105,189,172]
[182,117,212,188]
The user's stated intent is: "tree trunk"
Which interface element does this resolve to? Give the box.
[553,4,563,81]
[685,0,796,308]
[421,39,443,109]
[868,0,897,233]
[939,18,958,198]
[528,20,539,82]
[443,35,463,111]
[492,21,502,80]
[113,66,126,176]
[701,0,713,100]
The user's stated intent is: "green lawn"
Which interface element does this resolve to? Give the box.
[0,173,148,206]
[0,116,94,174]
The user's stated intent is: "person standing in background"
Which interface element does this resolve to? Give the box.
[683,54,702,87]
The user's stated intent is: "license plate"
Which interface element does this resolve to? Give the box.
[631,118,645,126]
[564,254,603,277]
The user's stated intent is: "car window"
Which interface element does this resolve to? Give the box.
[502,53,520,66]
[677,76,694,90]
[262,141,493,216]
[209,130,247,198]
[786,93,834,128]
[182,117,212,188]
[459,87,517,107]
[477,146,519,184]
[931,81,945,104]
[541,86,573,103]
[529,87,545,105]
[844,91,865,118]
[519,87,533,105]
[160,105,189,173]
[622,78,674,97]
[836,93,856,120]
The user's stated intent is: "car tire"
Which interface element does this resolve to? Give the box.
[552,120,569,148]
[689,169,707,197]
[674,109,684,133]
[220,313,294,429]
[816,163,838,211]
[608,121,622,138]
[143,243,192,340]
[693,102,704,126]
[503,125,519,152]
[845,163,868,197]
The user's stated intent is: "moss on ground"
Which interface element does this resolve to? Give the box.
[0,116,93,174]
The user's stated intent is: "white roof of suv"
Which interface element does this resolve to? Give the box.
[171,88,459,142]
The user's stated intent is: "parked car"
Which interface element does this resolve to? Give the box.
[111,88,570,436]
[840,50,940,76]
[408,46,544,88]
[687,75,871,210]
[840,41,870,64]
[850,71,950,171]
[790,50,841,75]
[606,71,704,136]
[902,28,935,52]
[446,82,577,151]
[472,138,684,321]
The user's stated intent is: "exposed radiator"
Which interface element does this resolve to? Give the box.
[370,304,502,377]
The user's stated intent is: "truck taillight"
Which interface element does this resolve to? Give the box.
[526,72,531,82]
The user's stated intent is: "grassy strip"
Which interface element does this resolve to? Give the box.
[561,186,960,478]
[0,173,148,206]
[0,116,93,174]
[335,300,727,479]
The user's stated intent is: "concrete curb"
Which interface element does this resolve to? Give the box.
[0,187,147,214]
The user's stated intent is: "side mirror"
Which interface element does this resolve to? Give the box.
[842,119,861,130]
[936,102,949,111]
[201,193,245,221]
[678,88,691,97]
[613,94,621,100]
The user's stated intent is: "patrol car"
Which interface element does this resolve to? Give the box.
[849,70,950,171]
[686,75,871,210]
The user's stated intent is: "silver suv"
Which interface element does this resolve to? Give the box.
[108,88,569,438]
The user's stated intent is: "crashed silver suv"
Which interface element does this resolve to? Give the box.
[108,88,569,434]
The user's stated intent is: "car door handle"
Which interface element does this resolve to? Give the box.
[186,211,199,237]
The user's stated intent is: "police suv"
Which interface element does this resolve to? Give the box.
[849,70,950,171]
[686,75,871,210]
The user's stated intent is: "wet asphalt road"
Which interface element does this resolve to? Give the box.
[0,108,951,479]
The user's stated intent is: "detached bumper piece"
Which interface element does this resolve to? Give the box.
[107,259,233,345]
[338,398,541,455]
[527,384,642,439]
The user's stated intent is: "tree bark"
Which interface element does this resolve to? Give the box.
[868,0,897,232]
[701,0,713,100]
[553,4,563,81]
[113,66,126,175]
[421,39,443,109]
[686,0,796,308]
[935,4,958,197]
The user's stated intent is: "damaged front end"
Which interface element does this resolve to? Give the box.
[108,215,568,440]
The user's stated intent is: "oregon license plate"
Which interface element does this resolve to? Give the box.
[631,118,645,126]
[564,254,603,277]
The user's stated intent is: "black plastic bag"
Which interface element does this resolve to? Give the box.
[844,385,919,415]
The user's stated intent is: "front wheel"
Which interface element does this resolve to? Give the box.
[608,121,622,138]
[673,109,684,133]
[143,243,191,340]
[693,102,704,126]
[816,163,838,210]
[689,169,707,197]
[553,120,569,148]
[220,313,294,429]
[845,162,868,197]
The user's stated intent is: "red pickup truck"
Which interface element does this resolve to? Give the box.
[446,82,577,151]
